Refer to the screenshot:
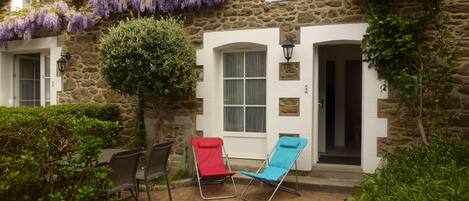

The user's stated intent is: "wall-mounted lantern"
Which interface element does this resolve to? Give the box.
[281,36,295,63]
[57,52,71,74]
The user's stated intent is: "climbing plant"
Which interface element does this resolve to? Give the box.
[0,0,225,48]
[362,0,456,146]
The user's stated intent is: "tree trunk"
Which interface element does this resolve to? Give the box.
[155,96,167,143]
[417,118,430,146]
[137,90,146,148]
[417,63,430,146]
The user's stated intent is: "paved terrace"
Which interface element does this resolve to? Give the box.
[123,184,352,201]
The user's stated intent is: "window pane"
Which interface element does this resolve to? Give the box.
[246,79,266,105]
[34,80,40,100]
[224,53,244,78]
[246,107,266,132]
[45,56,50,77]
[45,78,50,101]
[19,60,35,79]
[224,80,244,105]
[245,51,266,77]
[20,80,34,100]
[224,107,244,132]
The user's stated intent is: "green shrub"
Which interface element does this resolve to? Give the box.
[0,104,120,122]
[99,17,197,146]
[349,137,469,201]
[0,104,121,200]
[100,17,196,97]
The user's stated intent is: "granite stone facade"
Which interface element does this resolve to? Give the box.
[55,0,370,169]
[279,62,300,80]
[376,0,469,155]
[57,0,469,168]
[2,0,469,170]
[279,97,301,116]
[0,0,11,18]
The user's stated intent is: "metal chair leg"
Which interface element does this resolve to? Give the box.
[136,180,140,199]
[295,161,299,192]
[268,183,282,201]
[129,187,138,201]
[165,175,173,201]
[145,181,151,201]
[240,178,255,201]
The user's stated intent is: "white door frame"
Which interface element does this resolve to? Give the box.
[299,23,388,173]
[315,43,363,156]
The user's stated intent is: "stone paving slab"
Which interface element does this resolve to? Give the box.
[124,184,352,201]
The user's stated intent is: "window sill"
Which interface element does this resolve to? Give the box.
[223,132,267,139]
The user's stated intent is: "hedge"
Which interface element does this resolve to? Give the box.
[349,136,469,201]
[0,104,120,122]
[0,104,121,201]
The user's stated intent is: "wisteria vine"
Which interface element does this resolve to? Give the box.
[0,0,224,48]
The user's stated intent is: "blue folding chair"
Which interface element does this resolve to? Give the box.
[240,136,307,201]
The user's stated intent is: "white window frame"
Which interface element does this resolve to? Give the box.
[11,0,32,11]
[220,48,267,138]
[13,52,52,107]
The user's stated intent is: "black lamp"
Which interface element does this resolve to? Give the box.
[57,52,71,74]
[281,36,295,63]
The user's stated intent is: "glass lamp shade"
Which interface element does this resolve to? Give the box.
[57,53,70,74]
[281,36,295,63]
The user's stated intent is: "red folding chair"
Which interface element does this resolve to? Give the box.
[192,137,237,200]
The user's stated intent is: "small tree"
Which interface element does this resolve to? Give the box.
[100,18,197,148]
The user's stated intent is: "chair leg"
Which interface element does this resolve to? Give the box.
[196,176,206,199]
[295,161,299,192]
[129,187,138,201]
[136,180,140,199]
[145,181,152,201]
[165,175,173,201]
[267,183,282,201]
[230,176,238,195]
[240,178,255,201]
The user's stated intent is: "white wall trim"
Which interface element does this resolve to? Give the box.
[196,28,290,162]
[196,24,388,173]
[0,37,62,106]
[299,23,388,173]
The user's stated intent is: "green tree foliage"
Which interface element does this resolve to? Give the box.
[350,1,467,200]
[0,104,121,201]
[362,0,456,145]
[100,17,196,97]
[349,137,469,201]
[99,17,197,147]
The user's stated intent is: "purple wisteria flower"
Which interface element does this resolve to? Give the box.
[0,0,225,48]
[53,1,69,14]
[90,0,128,18]
[66,11,95,32]
[43,12,61,32]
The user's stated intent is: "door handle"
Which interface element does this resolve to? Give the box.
[319,98,325,108]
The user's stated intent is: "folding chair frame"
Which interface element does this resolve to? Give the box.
[192,144,238,200]
[240,147,304,201]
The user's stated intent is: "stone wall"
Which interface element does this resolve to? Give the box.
[54,0,469,169]
[377,0,469,155]
[184,0,368,47]
[0,0,10,19]
[57,0,369,170]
